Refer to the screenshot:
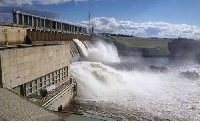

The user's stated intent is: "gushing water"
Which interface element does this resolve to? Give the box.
[70,39,200,120]
[73,39,88,58]
[87,40,120,63]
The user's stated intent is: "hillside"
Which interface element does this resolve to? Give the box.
[102,35,172,53]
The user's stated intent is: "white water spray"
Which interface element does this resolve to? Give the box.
[70,38,200,120]
[87,40,120,63]
[71,61,200,120]
[73,38,120,63]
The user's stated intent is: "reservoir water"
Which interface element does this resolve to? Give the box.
[70,39,200,120]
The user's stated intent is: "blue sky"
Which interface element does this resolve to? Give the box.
[1,0,200,39]
[33,0,200,26]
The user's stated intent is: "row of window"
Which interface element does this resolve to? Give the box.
[25,66,69,96]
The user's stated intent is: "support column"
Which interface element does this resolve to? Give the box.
[55,22,57,30]
[32,16,34,27]
[27,16,30,26]
[44,19,46,30]
[38,18,41,28]
[40,18,42,28]
[36,18,38,28]
[61,23,63,31]
[49,20,51,30]
[22,14,24,25]
[16,13,19,24]
[12,9,16,24]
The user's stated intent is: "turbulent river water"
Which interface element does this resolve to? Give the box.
[70,39,200,121]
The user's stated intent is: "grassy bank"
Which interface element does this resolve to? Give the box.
[102,35,172,53]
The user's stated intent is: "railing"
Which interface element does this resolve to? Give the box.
[42,81,76,108]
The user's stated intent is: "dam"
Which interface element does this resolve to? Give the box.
[2,9,200,121]
[0,10,94,120]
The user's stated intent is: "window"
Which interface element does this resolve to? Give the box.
[25,66,69,96]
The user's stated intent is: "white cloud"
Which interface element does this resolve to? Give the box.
[81,17,200,39]
[1,0,88,5]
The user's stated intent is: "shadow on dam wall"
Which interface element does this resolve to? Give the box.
[92,34,169,58]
